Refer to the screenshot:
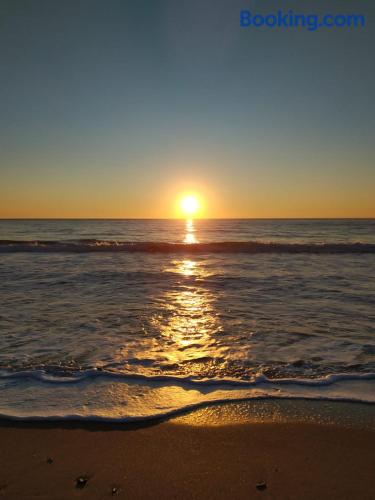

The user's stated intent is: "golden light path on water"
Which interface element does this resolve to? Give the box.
[153,219,224,373]
[183,218,197,244]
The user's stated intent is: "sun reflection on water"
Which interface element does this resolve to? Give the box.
[152,224,223,374]
[183,218,198,244]
[160,284,218,359]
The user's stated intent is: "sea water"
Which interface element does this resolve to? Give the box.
[0,219,374,421]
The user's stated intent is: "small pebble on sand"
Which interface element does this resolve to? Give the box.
[75,476,88,489]
[256,481,267,491]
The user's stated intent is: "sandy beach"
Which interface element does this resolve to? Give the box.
[0,402,374,500]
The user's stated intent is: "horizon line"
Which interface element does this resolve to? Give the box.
[0,217,374,221]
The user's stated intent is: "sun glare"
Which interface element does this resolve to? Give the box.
[180,195,200,217]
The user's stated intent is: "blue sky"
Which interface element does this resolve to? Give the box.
[0,0,374,217]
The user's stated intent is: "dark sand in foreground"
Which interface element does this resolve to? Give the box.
[0,402,374,499]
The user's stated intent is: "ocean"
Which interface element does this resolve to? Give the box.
[0,219,374,421]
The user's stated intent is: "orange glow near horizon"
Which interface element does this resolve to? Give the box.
[2,182,375,219]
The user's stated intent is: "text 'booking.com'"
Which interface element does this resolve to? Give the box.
[240,10,366,31]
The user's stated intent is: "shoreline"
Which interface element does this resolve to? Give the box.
[0,400,374,499]
[0,397,375,427]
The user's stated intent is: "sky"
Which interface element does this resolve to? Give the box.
[0,0,374,218]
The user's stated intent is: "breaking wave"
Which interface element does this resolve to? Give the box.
[1,367,374,387]
[0,369,374,422]
[1,240,374,254]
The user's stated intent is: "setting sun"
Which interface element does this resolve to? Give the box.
[180,195,200,217]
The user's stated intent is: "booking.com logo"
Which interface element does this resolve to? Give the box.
[240,10,366,31]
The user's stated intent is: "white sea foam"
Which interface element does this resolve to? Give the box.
[0,370,374,422]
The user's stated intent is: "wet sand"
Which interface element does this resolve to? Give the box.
[0,404,374,500]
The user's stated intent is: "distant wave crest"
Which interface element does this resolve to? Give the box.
[1,239,374,254]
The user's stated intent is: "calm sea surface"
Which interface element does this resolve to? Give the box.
[0,219,374,420]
